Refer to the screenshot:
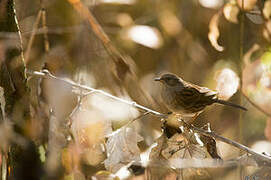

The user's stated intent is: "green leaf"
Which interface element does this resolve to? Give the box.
[38,145,46,163]
[261,50,271,71]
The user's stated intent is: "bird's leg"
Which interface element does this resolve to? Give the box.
[190,112,200,122]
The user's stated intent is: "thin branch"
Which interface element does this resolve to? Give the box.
[68,89,95,119]
[26,69,164,117]
[67,0,117,60]
[242,90,271,117]
[125,111,151,127]
[1,154,7,180]
[24,9,42,63]
[67,0,110,44]
[41,8,50,53]
[184,122,271,164]
[26,69,271,164]
[13,0,26,75]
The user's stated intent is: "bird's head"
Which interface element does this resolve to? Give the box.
[154,73,184,88]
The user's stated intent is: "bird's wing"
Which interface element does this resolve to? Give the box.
[177,85,202,108]
[179,82,218,110]
[185,82,217,99]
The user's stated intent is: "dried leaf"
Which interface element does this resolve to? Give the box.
[104,127,143,173]
[151,131,207,161]
[208,12,224,52]
[223,3,239,24]
[148,131,211,179]
[246,6,264,24]
[200,135,221,159]
[149,134,167,160]
[215,68,240,100]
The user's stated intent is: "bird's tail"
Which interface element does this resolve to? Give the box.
[215,99,247,111]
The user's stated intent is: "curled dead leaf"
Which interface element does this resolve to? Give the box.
[208,12,224,52]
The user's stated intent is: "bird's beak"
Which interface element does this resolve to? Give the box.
[154,77,161,81]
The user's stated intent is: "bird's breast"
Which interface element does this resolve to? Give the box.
[161,86,193,115]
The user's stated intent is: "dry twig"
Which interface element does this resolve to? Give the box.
[26,69,163,117]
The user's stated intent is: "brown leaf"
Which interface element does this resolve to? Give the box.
[104,127,143,173]
[200,135,221,159]
[208,12,224,52]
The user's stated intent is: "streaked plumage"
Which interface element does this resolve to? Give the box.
[155,73,247,117]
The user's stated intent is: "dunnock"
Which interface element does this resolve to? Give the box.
[155,73,247,117]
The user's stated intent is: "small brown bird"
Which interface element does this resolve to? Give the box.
[155,73,247,117]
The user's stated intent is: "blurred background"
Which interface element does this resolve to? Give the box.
[1,0,271,179]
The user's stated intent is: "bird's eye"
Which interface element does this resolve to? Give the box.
[166,78,178,86]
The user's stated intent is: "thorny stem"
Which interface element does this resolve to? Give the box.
[26,69,271,164]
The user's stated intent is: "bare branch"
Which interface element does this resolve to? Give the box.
[13,0,26,70]
[41,8,50,53]
[24,10,42,63]
[26,69,164,117]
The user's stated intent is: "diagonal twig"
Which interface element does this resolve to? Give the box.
[26,69,164,117]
